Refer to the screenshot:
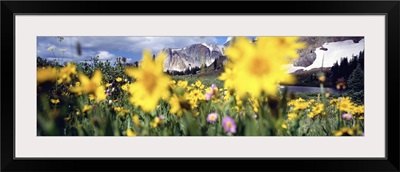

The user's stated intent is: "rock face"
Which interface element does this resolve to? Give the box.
[162,43,224,72]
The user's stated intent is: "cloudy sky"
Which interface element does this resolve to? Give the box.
[37,36,242,64]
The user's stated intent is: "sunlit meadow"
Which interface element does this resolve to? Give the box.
[37,36,364,136]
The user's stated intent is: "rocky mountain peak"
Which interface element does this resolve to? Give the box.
[162,43,224,72]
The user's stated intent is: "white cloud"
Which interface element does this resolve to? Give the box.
[96,51,115,60]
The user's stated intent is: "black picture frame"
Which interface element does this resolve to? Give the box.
[2,1,399,171]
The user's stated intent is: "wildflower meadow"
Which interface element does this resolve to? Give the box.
[37,36,364,136]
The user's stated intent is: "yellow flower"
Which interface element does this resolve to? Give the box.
[317,73,326,83]
[330,98,338,104]
[308,103,325,118]
[281,121,288,129]
[337,97,353,112]
[169,80,177,88]
[121,84,129,91]
[188,89,205,105]
[82,105,92,113]
[114,107,122,112]
[106,83,111,87]
[50,99,60,104]
[114,106,130,117]
[126,129,137,136]
[333,127,360,136]
[223,91,231,102]
[125,50,171,112]
[195,80,204,88]
[218,66,236,90]
[287,113,298,121]
[150,117,161,128]
[57,63,77,84]
[95,86,107,102]
[251,98,259,113]
[116,77,123,82]
[88,94,95,101]
[289,98,309,111]
[177,80,188,89]
[132,115,140,127]
[69,70,106,102]
[64,114,72,121]
[169,94,190,116]
[220,37,303,98]
[312,103,325,114]
[352,105,364,115]
[308,112,316,119]
[234,105,244,113]
[186,86,193,91]
[325,92,330,98]
[37,66,58,84]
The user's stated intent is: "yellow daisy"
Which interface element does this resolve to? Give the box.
[125,50,171,112]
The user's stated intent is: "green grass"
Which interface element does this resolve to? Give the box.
[172,71,224,88]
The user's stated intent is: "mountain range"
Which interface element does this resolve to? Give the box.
[159,36,365,74]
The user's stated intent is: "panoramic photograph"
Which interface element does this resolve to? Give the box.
[37,36,365,136]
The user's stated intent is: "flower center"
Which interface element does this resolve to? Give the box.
[278,38,288,46]
[249,57,270,76]
[226,121,232,128]
[142,71,157,92]
[210,115,216,121]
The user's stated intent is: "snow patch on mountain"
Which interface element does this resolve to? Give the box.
[201,43,214,52]
[305,39,364,70]
[225,37,233,44]
[287,38,365,73]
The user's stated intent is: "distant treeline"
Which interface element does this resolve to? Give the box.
[166,66,203,76]
[331,51,364,84]
[291,50,365,88]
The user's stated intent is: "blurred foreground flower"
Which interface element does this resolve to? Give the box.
[57,63,77,84]
[37,67,58,84]
[69,70,106,102]
[50,99,60,104]
[125,50,171,112]
[220,37,305,98]
[334,126,362,136]
[126,129,137,136]
[82,105,92,113]
[334,127,353,136]
[222,116,237,134]
[317,72,326,83]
